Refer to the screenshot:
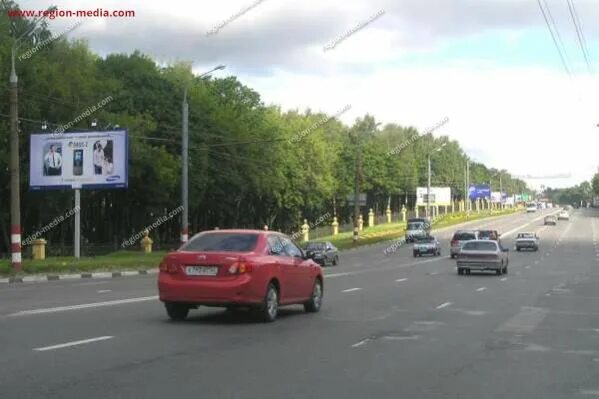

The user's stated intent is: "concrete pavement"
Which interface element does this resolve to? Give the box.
[1,207,599,398]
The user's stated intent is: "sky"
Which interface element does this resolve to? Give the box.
[17,0,599,189]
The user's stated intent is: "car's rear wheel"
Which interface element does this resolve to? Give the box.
[165,302,189,321]
[450,254,455,259]
[332,255,339,266]
[304,279,323,313]
[258,283,279,323]
[457,268,464,275]
[516,247,521,251]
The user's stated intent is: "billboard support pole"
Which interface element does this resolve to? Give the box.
[74,189,81,259]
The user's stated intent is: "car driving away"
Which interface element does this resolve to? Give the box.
[558,210,570,221]
[158,229,324,322]
[304,241,339,266]
[450,230,479,258]
[478,229,499,241]
[544,215,557,225]
[526,202,537,213]
[413,235,441,257]
[405,218,430,242]
[515,232,539,251]
[456,240,509,275]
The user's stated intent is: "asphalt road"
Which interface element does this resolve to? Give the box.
[2,208,599,399]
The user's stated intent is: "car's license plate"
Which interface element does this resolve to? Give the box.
[185,266,218,276]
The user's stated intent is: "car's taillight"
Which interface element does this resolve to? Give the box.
[228,258,254,275]
[451,240,458,246]
[159,260,178,274]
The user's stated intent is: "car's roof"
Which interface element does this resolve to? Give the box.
[455,230,477,233]
[518,232,535,235]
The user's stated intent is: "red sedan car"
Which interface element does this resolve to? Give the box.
[158,229,324,322]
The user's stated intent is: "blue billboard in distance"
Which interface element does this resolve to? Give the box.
[468,184,490,201]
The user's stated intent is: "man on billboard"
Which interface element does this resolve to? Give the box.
[43,144,62,176]
[93,141,104,175]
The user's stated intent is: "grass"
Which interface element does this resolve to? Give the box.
[0,207,522,277]
[0,250,166,277]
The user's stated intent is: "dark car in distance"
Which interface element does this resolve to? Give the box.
[304,241,339,266]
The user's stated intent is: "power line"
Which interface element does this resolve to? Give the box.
[536,0,572,77]
[566,0,592,73]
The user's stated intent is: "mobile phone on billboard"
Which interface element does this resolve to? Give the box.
[73,149,83,176]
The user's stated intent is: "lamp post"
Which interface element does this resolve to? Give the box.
[181,64,226,244]
[427,142,447,219]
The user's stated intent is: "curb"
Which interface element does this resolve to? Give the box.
[0,268,158,285]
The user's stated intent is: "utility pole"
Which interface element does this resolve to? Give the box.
[181,88,189,244]
[499,173,503,209]
[9,47,21,271]
[180,65,225,245]
[427,154,431,218]
[466,160,470,212]
[353,141,362,245]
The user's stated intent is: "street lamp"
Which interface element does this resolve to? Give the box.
[181,64,227,244]
[427,142,447,219]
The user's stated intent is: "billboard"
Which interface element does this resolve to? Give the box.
[416,187,451,206]
[468,184,490,201]
[30,130,128,190]
[491,192,508,203]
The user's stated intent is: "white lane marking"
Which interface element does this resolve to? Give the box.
[476,287,487,292]
[500,277,508,281]
[525,265,531,269]
[9,296,158,317]
[324,272,352,278]
[97,290,112,293]
[34,336,113,352]
[436,301,452,310]
[428,272,438,276]
[351,338,371,348]
[580,390,599,396]
[342,288,362,293]
[395,278,408,282]
[497,306,548,333]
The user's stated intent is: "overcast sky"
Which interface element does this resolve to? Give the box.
[19,0,599,189]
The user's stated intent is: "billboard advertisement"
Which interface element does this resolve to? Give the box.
[468,184,490,201]
[416,187,451,206]
[491,192,508,203]
[30,130,128,190]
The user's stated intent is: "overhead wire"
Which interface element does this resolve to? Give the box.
[566,0,592,73]
[536,0,572,77]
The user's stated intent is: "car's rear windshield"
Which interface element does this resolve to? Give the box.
[518,233,534,238]
[453,232,476,241]
[408,222,424,230]
[181,232,259,252]
[415,236,435,242]
[462,241,497,251]
[306,242,326,250]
